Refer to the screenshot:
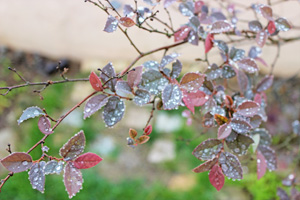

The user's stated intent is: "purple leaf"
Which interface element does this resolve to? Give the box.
[59,131,86,161]
[100,63,117,92]
[192,139,223,161]
[248,20,263,32]
[237,100,260,117]
[162,84,182,110]
[127,66,143,88]
[102,96,125,127]
[229,47,245,61]
[256,30,268,47]
[251,128,271,146]
[210,12,227,22]
[133,89,151,106]
[258,145,277,171]
[179,1,194,17]
[123,4,134,17]
[230,117,252,134]
[206,64,222,81]
[143,60,159,70]
[38,116,53,135]
[64,162,83,199]
[164,0,177,8]
[237,69,249,94]
[44,160,64,175]
[17,106,44,125]
[248,46,262,58]
[226,134,254,155]
[257,150,267,180]
[193,157,218,173]
[188,30,199,46]
[259,5,273,20]
[237,58,259,74]
[170,60,182,79]
[202,112,214,128]
[275,18,291,32]
[139,69,168,95]
[83,94,109,119]
[277,187,290,200]
[29,161,46,193]
[209,164,225,191]
[210,20,232,33]
[160,53,179,69]
[256,75,273,92]
[218,123,232,139]
[1,152,33,173]
[189,16,200,30]
[222,65,236,79]
[219,152,243,180]
[250,115,262,128]
[103,15,118,33]
[214,40,229,54]
[115,81,133,98]
[174,26,191,42]
[180,72,205,92]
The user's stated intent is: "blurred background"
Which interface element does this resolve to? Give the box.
[0,0,300,199]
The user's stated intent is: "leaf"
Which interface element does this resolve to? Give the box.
[267,20,276,35]
[139,69,168,95]
[258,145,277,171]
[143,60,159,70]
[179,1,194,17]
[205,33,214,53]
[248,46,262,59]
[73,152,102,169]
[136,135,150,144]
[214,40,228,54]
[180,72,205,92]
[160,53,179,69]
[127,66,143,88]
[193,157,218,173]
[257,150,267,180]
[189,16,200,30]
[144,125,152,135]
[89,71,103,91]
[251,128,271,146]
[194,1,204,14]
[210,106,226,117]
[230,118,252,134]
[129,128,138,139]
[64,162,83,199]
[192,139,223,161]
[115,81,133,98]
[237,69,249,94]
[162,84,182,110]
[38,116,53,135]
[202,112,214,128]
[210,12,227,22]
[209,164,225,191]
[237,100,260,117]
[214,114,228,125]
[174,26,191,42]
[250,115,262,129]
[275,18,291,32]
[100,63,117,92]
[210,21,232,34]
[182,90,207,114]
[277,187,290,200]
[164,0,177,8]
[256,30,268,47]
[219,152,243,180]
[170,60,182,79]
[29,161,46,193]
[83,94,109,119]
[44,160,64,175]
[259,5,273,20]
[123,4,134,17]
[188,30,199,46]
[256,75,273,92]
[206,64,223,81]
[218,123,232,139]
[248,20,263,32]
[229,47,245,62]
[226,134,254,155]
[222,65,236,79]
[103,15,118,33]
[59,131,86,161]
[1,152,33,173]
[17,106,44,125]
[102,96,125,127]
[133,89,151,106]
[237,58,259,74]
[119,17,135,27]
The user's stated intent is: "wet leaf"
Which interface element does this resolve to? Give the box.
[237,58,259,74]
[250,115,262,129]
[136,135,150,144]
[123,4,134,17]
[73,152,103,169]
[139,69,168,95]
[188,30,199,46]
[219,152,243,180]
[103,15,118,33]
[277,187,290,200]
[251,128,271,146]
[127,66,143,88]
[179,1,194,17]
[209,164,225,191]
[119,17,135,27]
[100,63,117,92]
[102,96,125,127]
[222,65,236,79]
[1,152,33,173]
[133,89,151,106]
[226,134,254,155]
[38,116,53,135]
[189,16,200,30]
[160,53,179,69]
[170,60,182,79]
[237,100,260,117]
[89,71,103,91]
[229,47,245,61]
[115,81,133,98]
[214,114,228,125]
[210,12,227,22]
[174,26,191,42]
[237,69,249,94]
[260,5,273,20]
[164,0,177,8]
[162,84,182,110]
[143,60,159,70]
[192,139,223,161]
[256,30,268,47]
[248,46,262,58]
[144,125,152,135]
[257,150,267,180]
[210,21,232,33]
[275,18,291,32]
[202,112,214,128]
[248,20,263,32]
[182,90,207,114]
[230,118,252,134]
[64,162,83,199]
[206,64,223,81]
[83,94,109,119]
[194,1,204,14]
[205,33,214,53]
[218,123,232,139]
[258,145,277,171]
[17,106,44,125]
[44,160,64,175]
[180,72,205,92]
[210,106,226,117]
[256,75,273,92]
[267,21,276,35]
[193,157,218,173]
[29,161,46,193]
[59,131,85,161]
[214,40,228,54]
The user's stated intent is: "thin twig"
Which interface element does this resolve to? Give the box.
[8,67,28,83]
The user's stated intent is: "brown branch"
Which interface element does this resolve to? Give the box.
[270,42,281,75]
[8,67,28,83]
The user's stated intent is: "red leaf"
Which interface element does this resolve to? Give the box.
[267,21,276,35]
[182,90,207,114]
[193,157,218,173]
[119,17,135,28]
[144,125,152,135]
[59,131,86,161]
[209,164,225,191]
[180,72,205,92]
[1,152,33,173]
[260,5,273,21]
[73,152,103,169]
[218,123,232,139]
[237,100,260,117]
[38,116,53,135]
[64,162,83,198]
[257,150,267,180]
[194,1,204,14]
[256,30,268,47]
[127,66,143,88]
[205,33,214,53]
[237,58,259,74]
[174,26,191,42]
[89,71,103,91]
